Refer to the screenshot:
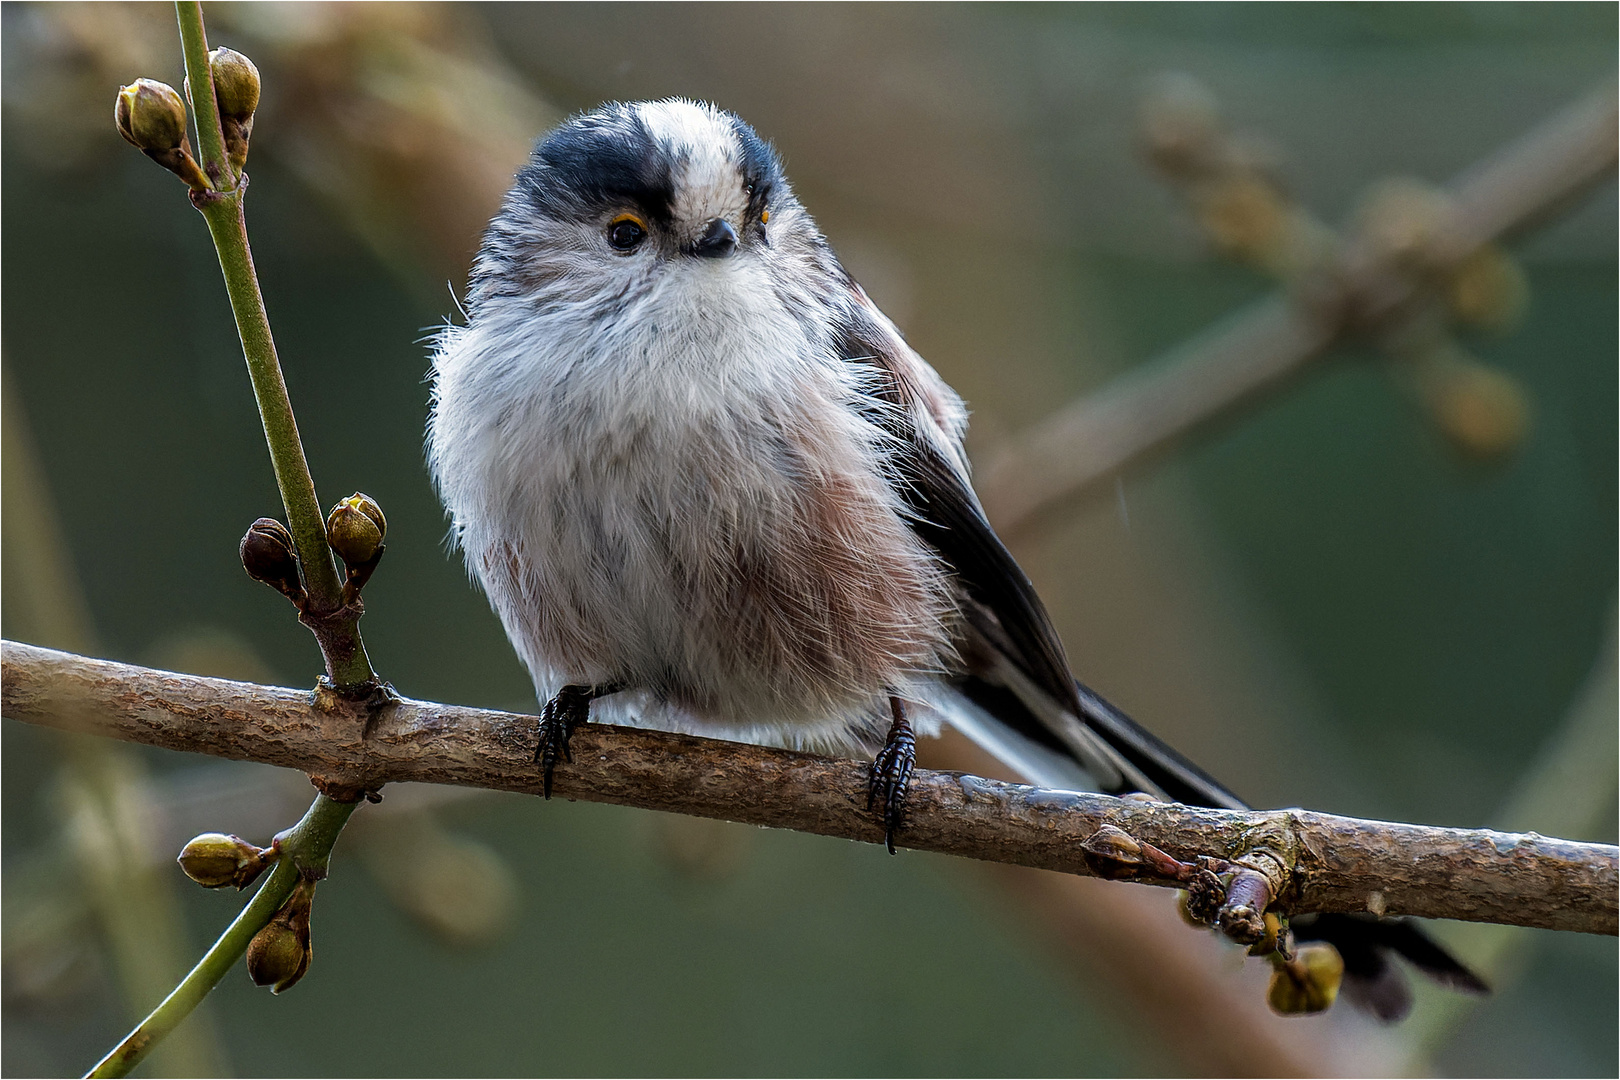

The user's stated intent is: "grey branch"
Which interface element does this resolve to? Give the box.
[978,82,1619,538]
[4,640,1615,936]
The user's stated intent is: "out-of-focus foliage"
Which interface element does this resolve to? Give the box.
[3,4,1614,1077]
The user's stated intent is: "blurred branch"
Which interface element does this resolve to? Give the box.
[5,641,1616,936]
[1,366,226,1078]
[979,82,1618,540]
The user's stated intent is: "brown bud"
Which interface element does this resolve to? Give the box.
[326,494,385,567]
[209,48,260,122]
[1267,943,1344,1015]
[178,832,274,890]
[247,879,314,994]
[116,79,187,152]
[241,518,304,600]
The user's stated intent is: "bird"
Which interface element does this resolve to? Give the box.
[426,98,1485,1020]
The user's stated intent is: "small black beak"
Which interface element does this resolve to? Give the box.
[690,218,738,259]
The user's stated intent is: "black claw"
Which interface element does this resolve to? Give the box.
[868,697,916,854]
[535,685,587,798]
[534,682,623,798]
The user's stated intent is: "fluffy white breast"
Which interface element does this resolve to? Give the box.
[428,254,954,752]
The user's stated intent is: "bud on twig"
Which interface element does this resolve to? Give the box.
[327,494,386,567]
[116,79,187,151]
[328,493,388,603]
[209,47,260,121]
[241,517,305,604]
[247,878,315,994]
[1266,943,1345,1015]
[209,47,260,175]
[177,832,275,890]
[114,79,210,190]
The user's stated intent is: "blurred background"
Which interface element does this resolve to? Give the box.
[2,3,1615,1076]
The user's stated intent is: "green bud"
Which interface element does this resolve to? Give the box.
[1266,943,1344,1016]
[208,47,260,122]
[240,517,304,600]
[178,832,274,890]
[247,880,314,994]
[115,79,188,153]
[348,492,387,540]
[326,494,385,567]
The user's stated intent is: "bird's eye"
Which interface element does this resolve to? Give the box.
[607,214,648,251]
[760,209,770,225]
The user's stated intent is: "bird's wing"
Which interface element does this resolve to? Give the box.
[835,279,1487,1019]
[835,282,1245,808]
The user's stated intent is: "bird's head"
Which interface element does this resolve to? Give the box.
[472,99,814,312]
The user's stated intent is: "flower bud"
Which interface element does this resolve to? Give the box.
[326,494,385,567]
[209,48,260,122]
[1266,943,1344,1015]
[240,517,303,600]
[247,879,314,994]
[178,832,275,890]
[1421,356,1531,461]
[115,79,188,153]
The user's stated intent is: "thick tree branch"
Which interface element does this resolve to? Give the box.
[4,640,1614,936]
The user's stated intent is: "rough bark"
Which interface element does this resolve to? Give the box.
[4,640,1615,935]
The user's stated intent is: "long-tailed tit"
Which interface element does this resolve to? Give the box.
[427,99,1483,1019]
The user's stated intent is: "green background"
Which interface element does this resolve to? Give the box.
[4,3,1615,1076]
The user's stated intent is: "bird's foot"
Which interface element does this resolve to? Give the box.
[867,697,916,854]
[535,683,618,798]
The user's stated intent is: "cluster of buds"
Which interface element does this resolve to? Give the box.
[327,492,387,602]
[1138,74,1334,278]
[239,492,387,610]
[246,877,316,994]
[1141,77,1535,466]
[177,832,277,890]
[114,45,260,188]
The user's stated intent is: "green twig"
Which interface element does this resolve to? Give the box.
[87,5,379,1075]
[85,795,361,1079]
[174,2,229,190]
[175,1,373,687]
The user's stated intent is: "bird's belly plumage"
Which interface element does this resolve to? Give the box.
[431,301,955,751]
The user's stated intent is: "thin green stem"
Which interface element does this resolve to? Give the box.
[174,2,231,190]
[197,192,373,685]
[85,795,361,1079]
[196,200,340,608]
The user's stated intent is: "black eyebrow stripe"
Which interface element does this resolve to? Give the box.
[517,105,676,225]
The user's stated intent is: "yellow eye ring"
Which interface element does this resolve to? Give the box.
[760,209,770,225]
[607,213,648,251]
